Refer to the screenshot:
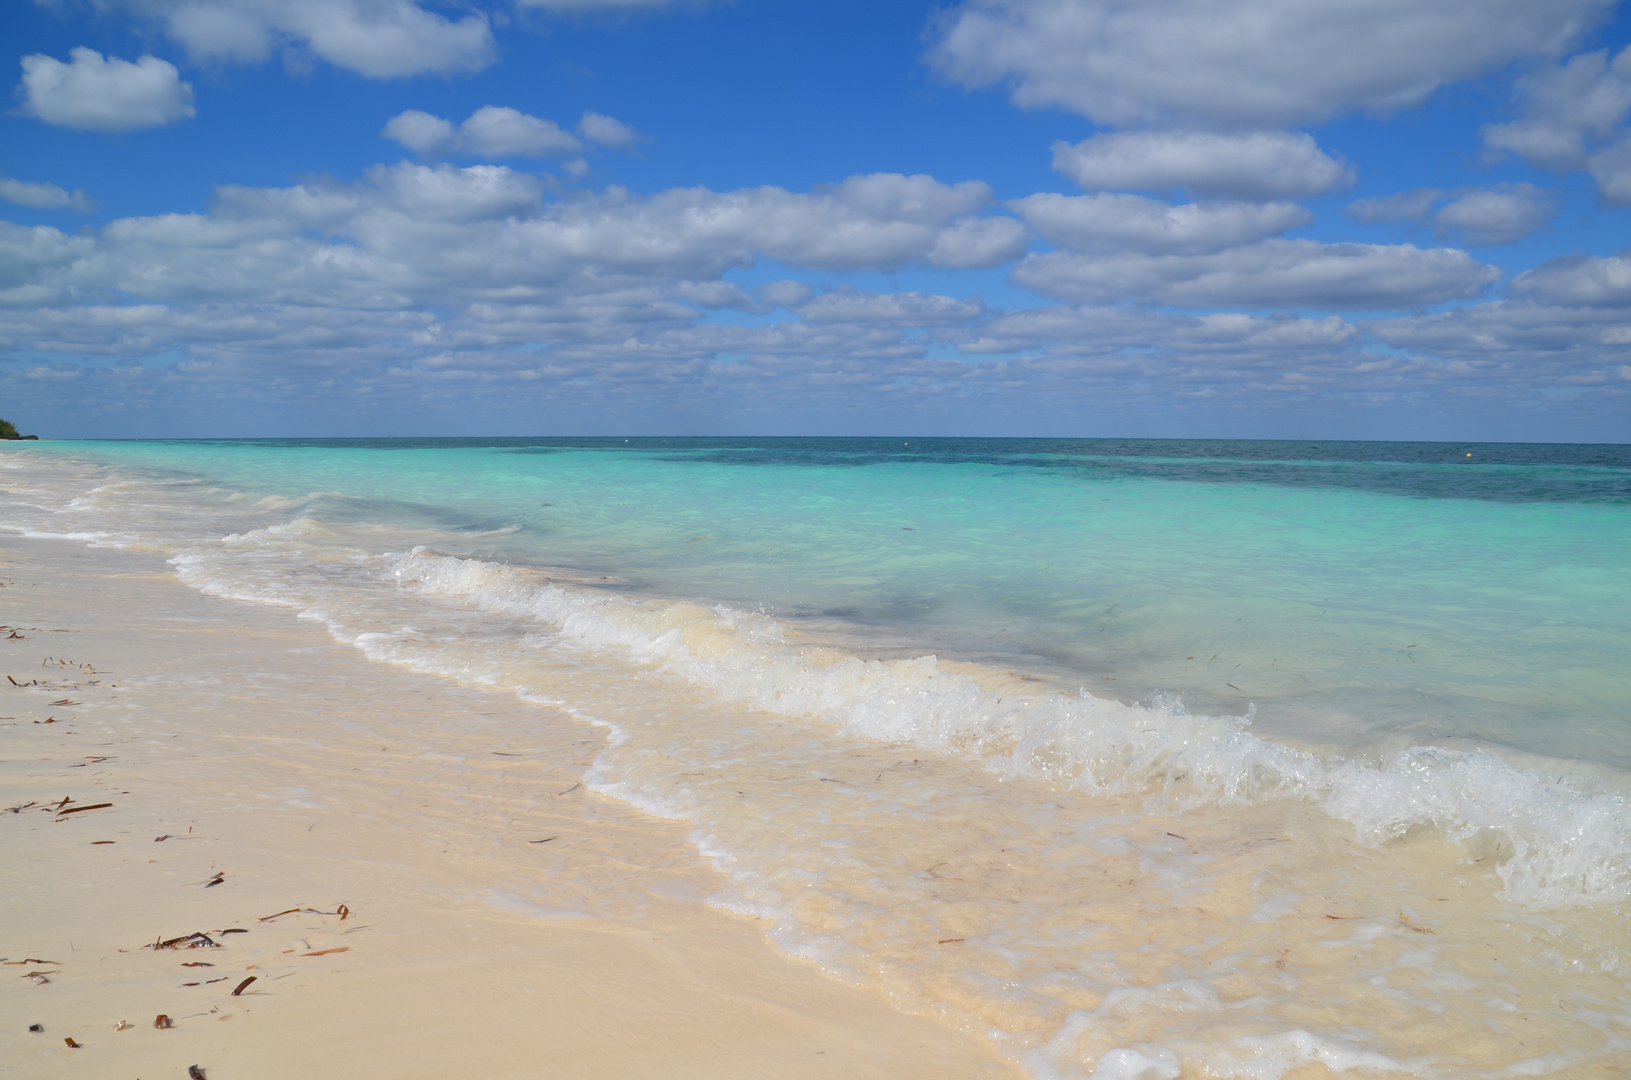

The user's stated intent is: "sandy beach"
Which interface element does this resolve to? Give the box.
[0,533,1022,1079]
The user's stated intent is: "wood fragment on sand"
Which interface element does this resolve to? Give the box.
[231,976,257,996]
[154,1014,173,1029]
[56,802,113,816]
[150,932,218,951]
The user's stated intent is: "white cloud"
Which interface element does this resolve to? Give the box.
[1010,192,1309,254]
[1373,301,1631,363]
[797,288,986,325]
[461,107,582,158]
[384,107,591,159]
[580,111,643,149]
[1483,46,1631,169]
[17,48,195,132]
[94,0,494,78]
[1050,132,1353,200]
[1431,186,1553,245]
[0,166,1024,309]
[0,177,99,213]
[925,215,1031,268]
[1483,46,1631,206]
[926,0,1614,128]
[1587,139,1631,205]
[1510,254,1631,306]
[1344,185,1553,245]
[948,304,1358,356]
[1343,188,1442,223]
[1012,239,1500,308]
[757,281,815,309]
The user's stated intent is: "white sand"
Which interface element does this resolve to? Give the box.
[0,535,1021,1079]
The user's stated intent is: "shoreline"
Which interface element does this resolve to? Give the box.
[0,533,1021,1079]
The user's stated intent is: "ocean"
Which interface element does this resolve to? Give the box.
[3,437,1628,1078]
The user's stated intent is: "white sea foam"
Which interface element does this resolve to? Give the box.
[380,548,1631,910]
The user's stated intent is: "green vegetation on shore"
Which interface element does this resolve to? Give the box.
[0,417,36,440]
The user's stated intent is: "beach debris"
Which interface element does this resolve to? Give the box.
[1398,913,1435,934]
[150,933,218,951]
[189,1066,207,1080]
[91,840,115,844]
[220,928,248,935]
[63,1037,79,1048]
[69,756,111,767]
[194,872,226,888]
[231,976,257,996]
[557,782,580,795]
[154,1014,173,1029]
[1276,950,1290,970]
[113,1021,128,1031]
[182,962,214,968]
[48,698,79,707]
[25,972,51,984]
[5,958,59,965]
[258,905,349,922]
[937,938,965,945]
[1324,914,1362,920]
[301,947,349,957]
[4,801,36,813]
[529,836,557,844]
[28,1024,42,1033]
[56,802,113,817]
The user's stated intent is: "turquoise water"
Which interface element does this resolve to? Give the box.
[5,437,1631,1077]
[20,436,1631,769]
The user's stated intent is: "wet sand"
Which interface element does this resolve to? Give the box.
[0,534,1021,1080]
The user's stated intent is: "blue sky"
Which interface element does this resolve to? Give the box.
[3,0,1630,440]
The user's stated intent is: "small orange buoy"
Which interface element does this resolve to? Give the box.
[1466,453,1472,458]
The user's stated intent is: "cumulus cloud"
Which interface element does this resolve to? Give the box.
[0,166,1027,310]
[1483,46,1631,205]
[1050,132,1353,200]
[926,0,1613,129]
[1012,239,1500,308]
[17,48,195,132]
[1010,192,1310,254]
[0,177,99,213]
[579,111,644,149]
[948,304,1358,357]
[91,0,494,78]
[1509,253,1631,306]
[796,287,986,325]
[1372,301,1631,364]
[1431,186,1554,245]
[1587,139,1631,205]
[384,107,585,159]
[1341,188,1443,224]
[1343,184,1553,244]
[1483,46,1631,169]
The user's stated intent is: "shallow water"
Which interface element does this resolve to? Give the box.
[3,437,1629,1078]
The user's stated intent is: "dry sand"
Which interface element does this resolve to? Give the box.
[0,534,1022,1080]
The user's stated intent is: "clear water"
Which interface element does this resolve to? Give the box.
[4,437,1629,1078]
